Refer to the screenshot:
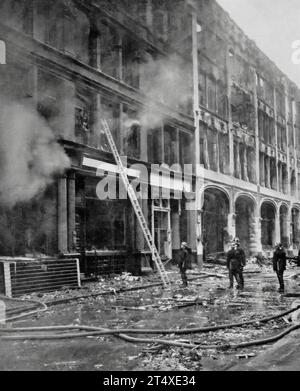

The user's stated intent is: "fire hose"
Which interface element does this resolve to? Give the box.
[1,305,300,351]
[0,295,48,323]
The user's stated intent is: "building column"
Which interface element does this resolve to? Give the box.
[255,215,263,253]
[58,175,68,254]
[171,208,180,251]
[260,153,265,187]
[203,129,210,169]
[275,208,281,244]
[226,45,234,177]
[243,146,249,181]
[67,172,76,252]
[287,208,293,250]
[235,142,241,179]
[265,156,271,188]
[227,213,236,246]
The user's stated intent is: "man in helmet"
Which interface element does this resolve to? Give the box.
[226,237,246,290]
[273,243,286,293]
[177,241,191,287]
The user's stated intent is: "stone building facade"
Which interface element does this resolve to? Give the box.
[0,0,299,274]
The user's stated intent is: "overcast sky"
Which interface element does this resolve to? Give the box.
[216,0,300,87]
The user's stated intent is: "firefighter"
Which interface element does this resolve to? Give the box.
[226,237,246,290]
[273,243,286,293]
[177,242,191,287]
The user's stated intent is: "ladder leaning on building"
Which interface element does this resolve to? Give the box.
[100,119,171,288]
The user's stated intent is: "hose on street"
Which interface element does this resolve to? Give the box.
[0,295,48,323]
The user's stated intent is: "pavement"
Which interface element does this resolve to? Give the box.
[230,328,300,371]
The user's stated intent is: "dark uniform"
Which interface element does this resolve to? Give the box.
[227,246,246,289]
[273,245,286,292]
[177,247,190,287]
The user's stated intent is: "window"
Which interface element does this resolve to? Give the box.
[122,106,140,159]
[99,22,119,79]
[148,127,162,163]
[38,70,63,135]
[75,89,93,145]
[122,35,140,88]
[179,131,193,167]
[85,199,127,250]
[164,125,178,166]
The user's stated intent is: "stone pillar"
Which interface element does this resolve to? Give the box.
[287,208,293,250]
[227,213,236,245]
[260,153,265,187]
[255,216,263,253]
[67,172,76,252]
[58,176,68,253]
[243,146,249,181]
[265,156,271,188]
[203,131,210,170]
[226,45,234,177]
[171,210,180,250]
[235,142,241,179]
[275,209,281,244]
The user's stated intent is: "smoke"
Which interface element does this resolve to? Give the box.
[0,99,70,208]
[137,55,192,129]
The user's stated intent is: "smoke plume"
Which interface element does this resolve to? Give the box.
[0,99,70,207]
[138,55,192,129]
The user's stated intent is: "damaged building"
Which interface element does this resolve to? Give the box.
[0,0,300,282]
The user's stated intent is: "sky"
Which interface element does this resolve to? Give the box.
[216,0,300,87]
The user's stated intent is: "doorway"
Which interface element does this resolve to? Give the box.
[152,199,172,258]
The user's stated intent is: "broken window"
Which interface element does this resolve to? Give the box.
[179,131,193,167]
[63,6,90,63]
[230,54,252,90]
[164,124,178,166]
[152,0,168,42]
[199,73,207,107]
[276,90,285,118]
[75,89,93,145]
[148,127,162,163]
[85,199,127,250]
[219,133,230,175]
[96,96,120,152]
[217,81,227,119]
[36,0,90,62]
[122,105,140,159]
[38,70,64,136]
[122,35,140,88]
[0,185,57,256]
[277,123,286,151]
[257,75,273,107]
[98,21,119,79]
[207,77,217,113]
[207,128,218,172]
[231,85,254,130]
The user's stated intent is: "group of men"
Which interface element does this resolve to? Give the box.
[177,238,287,293]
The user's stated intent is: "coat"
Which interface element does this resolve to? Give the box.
[177,248,190,270]
[227,247,246,270]
[273,248,286,272]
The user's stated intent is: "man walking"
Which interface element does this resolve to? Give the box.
[227,237,246,290]
[273,243,286,293]
[177,242,191,287]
